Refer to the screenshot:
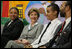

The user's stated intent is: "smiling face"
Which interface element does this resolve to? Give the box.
[9,9,18,20]
[46,7,56,20]
[30,11,38,23]
[28,8,40,23]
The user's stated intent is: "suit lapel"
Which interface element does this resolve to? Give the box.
[7,21,14,28]
[4,20,11,29]
[59,21,71,41]
[54,24,62,36]
[62,21,71,33]
[29,24,38,31]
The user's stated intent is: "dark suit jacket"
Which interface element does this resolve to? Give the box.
[43,21,71,48]
[1,18,24,48]
[55,21,71,48]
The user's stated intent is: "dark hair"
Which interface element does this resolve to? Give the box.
[60,11,65,17]
[47,3,60,17]
[9,7,19,15]
[65,1,71,8]
[28,8,40,18]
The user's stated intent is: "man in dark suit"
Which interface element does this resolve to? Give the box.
[1,7,24,48]
[39,1,71,48]
[53,1,71,48]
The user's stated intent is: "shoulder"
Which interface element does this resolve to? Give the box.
[14,19,24,25]
[56,19,62,24]
[24,25,29,28]
[37,23,44,27]
[23,24,29,29]
[37,23,44,26]
[16,19,23,23]
[5,20,11,25]
[6,20,11,23]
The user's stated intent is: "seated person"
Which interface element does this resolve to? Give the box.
[1,7,24,48]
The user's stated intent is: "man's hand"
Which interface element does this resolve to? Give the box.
[24,44,33,48]
[39,46,46,48]
[39,8,45,14]
[39,8,46,16]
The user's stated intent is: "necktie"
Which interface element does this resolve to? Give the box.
[57,21,66,36]
[45,21,66,48]
[55,21,66,42]
[38,22,51,44]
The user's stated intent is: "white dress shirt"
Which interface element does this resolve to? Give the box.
[7,20,13,26]
[63,17,71,30]
[31,18,62,48]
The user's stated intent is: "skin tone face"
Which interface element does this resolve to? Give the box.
[60,1,71,19]
[65,5,71,19]
[46,6,57,21]
[9,9,18,20]
[29,11,38,25]
[65,5,70,13]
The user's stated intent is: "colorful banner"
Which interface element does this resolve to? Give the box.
[2,1,9,17]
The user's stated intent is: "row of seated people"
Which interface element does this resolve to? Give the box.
[1,1,71,48]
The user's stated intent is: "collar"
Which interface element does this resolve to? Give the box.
[65,17,71,23]
[12,18,19,22]
[51,18,59,24]
[28,22,38,30]
[11,20,13,22]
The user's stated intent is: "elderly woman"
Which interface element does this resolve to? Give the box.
[5,8,44,48]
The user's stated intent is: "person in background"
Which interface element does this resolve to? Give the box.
[1,7,24,48]
[38,1,51,24]
[5,8,44,48]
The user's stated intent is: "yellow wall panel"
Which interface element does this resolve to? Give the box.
[9,1,29,19]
